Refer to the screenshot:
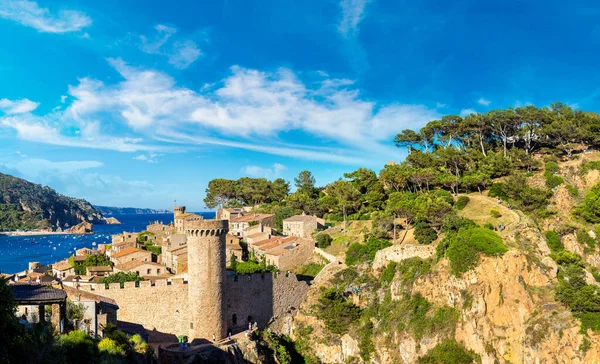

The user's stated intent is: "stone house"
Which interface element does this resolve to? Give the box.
[63,286,119,337]
[110,248,152,266]
[283,215,319,238]
[86,266,113,277]
[52,260,75,279]
[250,236,314,270]
[162,245,187,274]
[225,234,245,261]
[62,275,100,289]
[216,208,245,220]
[174,209,204,234]
[114,261,166,278]
[76,247,98,256]
[112,232,139,247]
[230,214,275,238]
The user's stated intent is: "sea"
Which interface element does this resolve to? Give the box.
[0,212,215,274]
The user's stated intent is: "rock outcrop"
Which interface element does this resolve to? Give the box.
[69,221,93,234]
[372,243,435,271]
[104,217,121,224]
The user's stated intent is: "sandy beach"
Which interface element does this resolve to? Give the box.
[0,230,76,237]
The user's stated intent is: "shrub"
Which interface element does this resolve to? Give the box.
[576,182,600,222]
[396,258,431,288]
[489,209,502,218]
[551,250,583,266]
[545,161,560,175]
[418,339,480,364]
[316,233,333,249]
[442,228,507,276]
[545,230,564,253]
[545,174,564,189]
[98,338,126,356]
[380,261,397,284]
[315,288,361,334]
[488,183,508,201]
[455,196,470,210]
[98,272,144,288]
[483,222,494,230]
[442,215,477,233]
[566,184,579,197]
[345,238,392,266]
[55,330,97,363]
[358,321,375,361]
[430,189,455,206]
[414,223,438,245]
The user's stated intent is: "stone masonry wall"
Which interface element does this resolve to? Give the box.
[82,281,190,342]
[225,272,309,333]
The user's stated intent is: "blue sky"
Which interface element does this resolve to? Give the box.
[0,0,598,210]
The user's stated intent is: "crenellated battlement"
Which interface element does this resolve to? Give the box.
[80,279,188,292]
[226,271,304,283]
[185,219,229,237]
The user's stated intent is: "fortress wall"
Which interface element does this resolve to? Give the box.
[225,272,309,333]
[83,281,190,342]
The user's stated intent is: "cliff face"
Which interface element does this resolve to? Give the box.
[0,172,104,231]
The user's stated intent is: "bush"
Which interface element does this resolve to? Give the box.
[430,189,455,206]
[414,223,438,245]
[545,174,564,189]
[545,230,564,253]
[576,182,600,222]
[577,229,596,252]
[396,258,431,288]
[551,250,583,266]
[442,215,477,233]
[489,209,502,218]
[442,228,507,276]
[418,339,480,364]
[98,338,126,356]
[380,261,397,284]
[98,272,144,288]
[488,183,508,201]
[316,233,333,249]
[315,288,361,334]
[345,238,392,266]
[566,184,579,197]
[455,196,470,210]
[483,222,494,230]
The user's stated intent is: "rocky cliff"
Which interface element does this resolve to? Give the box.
[0,172,104,231]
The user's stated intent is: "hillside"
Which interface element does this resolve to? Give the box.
[94,205,170,215]
[0,172,104,231]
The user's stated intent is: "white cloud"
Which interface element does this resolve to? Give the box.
[241,163,286,178]
[169,40,202,69]
[5,158,102,178]
[477,97,491,106]
[0,59,439,165]
[133,152,161,163]
[60,95,67,103]
[338,0,371,38]
[0,0,91,33]
[139,25,202,69]
[436,102,447,108]
[0,98,39,114]
[460,108,476,117]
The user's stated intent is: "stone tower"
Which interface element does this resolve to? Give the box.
[185,219,229,340]
[173,205,186,219]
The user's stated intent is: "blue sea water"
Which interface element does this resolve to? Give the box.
[0,212,215,274]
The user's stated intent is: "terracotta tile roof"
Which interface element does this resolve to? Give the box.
[63,286,118,307]
[72,256,86,262]
[10,284,66,303]
[231,214,274,223]
[253,236,296,248]
[112,247,147,258]
[265,239,310,256]
[246,231,269,239]
[284,215,316,222]
[53,261,73,271]
[115,260,163,272]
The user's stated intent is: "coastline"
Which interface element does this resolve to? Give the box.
[0,230,81,237]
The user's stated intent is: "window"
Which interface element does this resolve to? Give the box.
[157,269,161,274]
[147,269,151,275]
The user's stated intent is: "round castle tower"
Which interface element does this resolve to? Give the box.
[185,219,229,340]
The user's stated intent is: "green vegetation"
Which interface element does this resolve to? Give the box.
[455,196,470,210]
[545,230,564,253]
[438,228,507,276]
[258,329,307,364]
[69,254,112,275]
[380,261,397,284]
[0,278,152,363]
[489,209,501,218]
[395,258,432,288]
[316,233,333,249]
[99,271,144,288]
[345,238,392,265]
[544,161,564,189]
[296,262,325,281]
[418,339,480,363]
[414,222,438,244]
[576,182,600,222]
[0,172,103,231]
[314,287,362,335]
[229,255,277,275]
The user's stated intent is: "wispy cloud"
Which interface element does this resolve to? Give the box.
[460,108,476,116]
[0,0,91,33]
[0,98,39,114]
[139,24,202,69]
[133,153,161,163]
[477,97,491,106]
[0,59,439,165]
[338,0,371,38]
[241,163,286,178]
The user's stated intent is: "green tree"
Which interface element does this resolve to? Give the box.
[99,272,144,288]
[294,170,316,195]
[204,178,238,209]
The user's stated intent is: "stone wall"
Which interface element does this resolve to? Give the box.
[372,244,435,271]
[267,240,314,271]
[225,272,309,333]
[82,281,190,342]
